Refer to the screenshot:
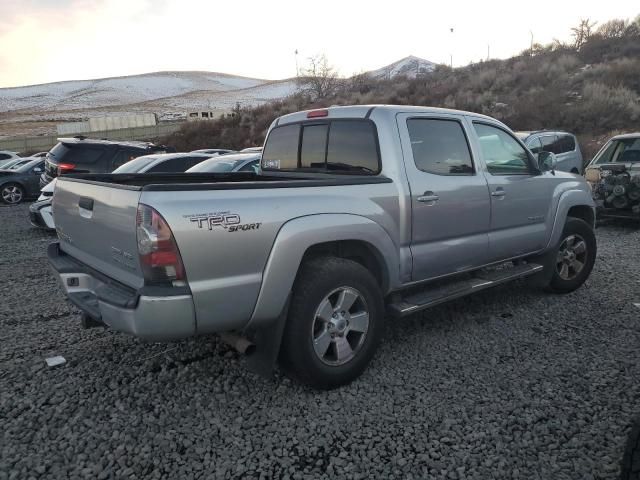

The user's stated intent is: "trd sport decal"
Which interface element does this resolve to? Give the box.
[184,212,261,232]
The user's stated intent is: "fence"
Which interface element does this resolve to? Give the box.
[0,123,183,153]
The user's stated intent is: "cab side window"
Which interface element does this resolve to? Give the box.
[473,123,532,175]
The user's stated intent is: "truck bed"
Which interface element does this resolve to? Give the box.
[61,172,393,191]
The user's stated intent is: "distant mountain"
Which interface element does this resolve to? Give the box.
[367,55,436,79]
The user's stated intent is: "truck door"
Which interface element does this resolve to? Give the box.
[470,121,556,261]
[397,113,492,281]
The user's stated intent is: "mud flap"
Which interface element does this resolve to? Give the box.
[525,249,556,289]
[245,295,290,379]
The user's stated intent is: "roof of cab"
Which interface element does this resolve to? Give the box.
[274,104,502,127]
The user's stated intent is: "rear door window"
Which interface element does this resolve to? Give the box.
[407,118,474,175]
[540,135,559,154]
[262,120,380,174]
[557,134,576,153]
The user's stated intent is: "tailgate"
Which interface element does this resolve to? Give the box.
[52,178,144,289]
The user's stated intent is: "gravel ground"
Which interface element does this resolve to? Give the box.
[2,203,640,480]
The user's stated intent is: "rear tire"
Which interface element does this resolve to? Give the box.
[280,257,384,390]
[0,183,24,205]
[545,217,596,293]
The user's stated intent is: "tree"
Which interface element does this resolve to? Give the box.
[596,19,628,38]
[296,54,340,100]
[571,18,597,50]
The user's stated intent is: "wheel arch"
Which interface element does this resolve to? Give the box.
[545,189,596,250]
[246,214,399,330]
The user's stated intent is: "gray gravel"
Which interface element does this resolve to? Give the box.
[2,203,640,479]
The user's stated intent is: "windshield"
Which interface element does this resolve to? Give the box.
[187,154,259,173]
[593,138,640,164]
[112,155,159,173]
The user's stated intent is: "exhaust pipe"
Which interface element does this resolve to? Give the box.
[220,333,256,356]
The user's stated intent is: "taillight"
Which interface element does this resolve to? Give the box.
[136,204,186,285]
[57,163,76,174]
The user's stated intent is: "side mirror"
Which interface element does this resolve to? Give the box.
[537,151,557,172]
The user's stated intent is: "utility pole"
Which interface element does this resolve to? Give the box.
[487,44,490,61]
[449,27,454,68]
[295,49,299,77]
[530,31,534,56]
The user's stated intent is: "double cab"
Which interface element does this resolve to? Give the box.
[49,105,597,389]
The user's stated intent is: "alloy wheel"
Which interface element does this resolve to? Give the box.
[311,286,369,366]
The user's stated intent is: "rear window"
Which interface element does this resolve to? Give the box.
[49,143,104,165]
[262,120,380,174]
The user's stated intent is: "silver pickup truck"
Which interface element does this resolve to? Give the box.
[49,105,597,389]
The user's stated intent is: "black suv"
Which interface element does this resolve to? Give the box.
[40,137,170,187]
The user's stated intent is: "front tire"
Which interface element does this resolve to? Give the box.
[280,257,384,389]
[1,183,24,205]
[546,217,596,293]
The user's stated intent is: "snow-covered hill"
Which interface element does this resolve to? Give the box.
[0,56,436,137]
[367,55,436,79]
[0,71,268,113]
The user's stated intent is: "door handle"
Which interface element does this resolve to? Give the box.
[417,191,440,203]
[491,188,506,198]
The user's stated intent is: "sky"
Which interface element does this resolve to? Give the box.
[0,0,638,88]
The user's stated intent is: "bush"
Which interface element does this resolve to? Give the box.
[157,16,640,152]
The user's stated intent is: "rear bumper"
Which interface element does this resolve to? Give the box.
[29,200,55,230]
[47,243,196,341]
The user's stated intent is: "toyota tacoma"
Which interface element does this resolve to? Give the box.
[48,105,597,389]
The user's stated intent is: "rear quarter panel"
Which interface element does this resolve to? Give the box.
[140,182,401,333]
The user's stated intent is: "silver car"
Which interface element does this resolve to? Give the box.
[516,131,583,174]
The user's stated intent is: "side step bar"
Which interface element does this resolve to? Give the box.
[388,263,544,318]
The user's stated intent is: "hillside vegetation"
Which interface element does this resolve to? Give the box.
[159,16,640,160]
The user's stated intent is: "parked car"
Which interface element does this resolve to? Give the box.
[112,152,214,174]
[31,152,49,158]
[186,153,261,174]
[240,146,263,153]
[0,158,45,204]
[30,153,212,231]
[0,151,21,168]
[40,137,170,188]
[48,105,596,389]
[516,131,583,174]
[584,132,640,220]
[190,149,235,156]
